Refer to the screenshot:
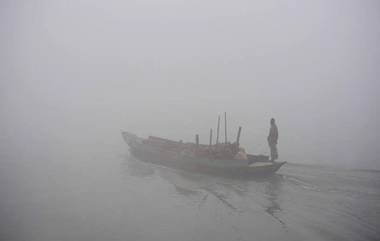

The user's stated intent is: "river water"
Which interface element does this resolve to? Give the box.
[1,149,379,241]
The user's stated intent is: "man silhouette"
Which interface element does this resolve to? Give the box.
[267,118,278,161]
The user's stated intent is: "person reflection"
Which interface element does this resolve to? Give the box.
[264,175,285,227]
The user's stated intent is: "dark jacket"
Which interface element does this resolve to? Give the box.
[268,124,278,145]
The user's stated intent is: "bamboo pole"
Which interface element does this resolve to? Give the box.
[236,126,242,147]
[209,128,213,147]
[216,115,220,144]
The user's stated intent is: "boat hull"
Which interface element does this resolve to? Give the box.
[122,131,285,178]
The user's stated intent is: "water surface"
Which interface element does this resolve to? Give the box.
[1,150,379,241]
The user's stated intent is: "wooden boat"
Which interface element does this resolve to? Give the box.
[121,130,285,178]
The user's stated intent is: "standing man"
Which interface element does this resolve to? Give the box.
[267,118,279,161]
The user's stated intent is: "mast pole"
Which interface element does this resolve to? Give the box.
[209,128,213,147]
[236,126,242,147]
[216,115,220,144]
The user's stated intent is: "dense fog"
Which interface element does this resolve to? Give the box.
[1,0,380,169]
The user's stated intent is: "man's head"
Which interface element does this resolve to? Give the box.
[270,118,275,125]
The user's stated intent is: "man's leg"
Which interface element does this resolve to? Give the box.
[269,143,278,161]
[273,145,278,161]
[270,144,274,161]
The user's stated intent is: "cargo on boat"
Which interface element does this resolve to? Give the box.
[121,115,285,178]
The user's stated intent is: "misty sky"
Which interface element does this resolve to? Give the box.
[1,0,380,168]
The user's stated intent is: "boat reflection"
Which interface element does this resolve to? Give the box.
[122,156,285,223]
[122,155,155,178]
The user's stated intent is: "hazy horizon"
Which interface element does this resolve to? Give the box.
[1,0,380,169]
